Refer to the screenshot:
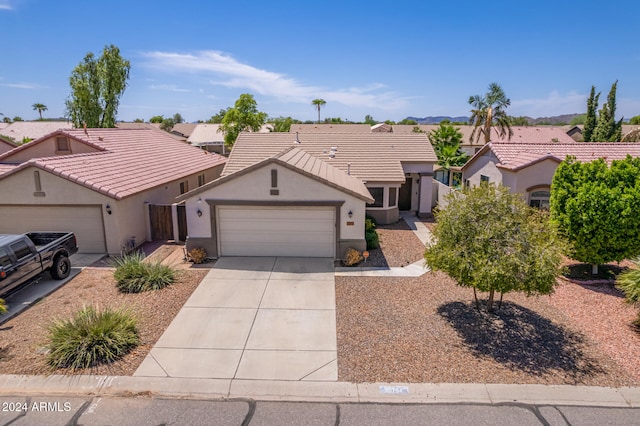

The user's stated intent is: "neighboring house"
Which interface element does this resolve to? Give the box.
[0,137,17,154]
[290,123,371,133]
[187,124,227,154]
[116,122,186,142]
[0,121,72,143]
[460,142,640,209]
[371,123,393,132]
[179,132,437,259]
[171,123,198,139]
[0,128,227,254]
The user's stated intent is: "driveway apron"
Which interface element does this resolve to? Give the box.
[134,257,337,381]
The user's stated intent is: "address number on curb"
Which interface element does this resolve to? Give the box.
[379,386,409,395]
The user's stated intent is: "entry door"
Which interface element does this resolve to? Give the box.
[399,178,413,211]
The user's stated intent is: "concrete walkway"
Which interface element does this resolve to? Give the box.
[135,257,337,381]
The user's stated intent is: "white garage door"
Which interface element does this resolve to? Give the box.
[0,205,106,253]
[217,206,335,257]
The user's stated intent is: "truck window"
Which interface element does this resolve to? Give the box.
[9,241,32,260]
[0,248,10,267]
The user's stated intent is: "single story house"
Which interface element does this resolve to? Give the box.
[0,128,227,254]
[179,131,437,259]
[460,142,640,208]
[0,137,17,154]
[0,121,73,144]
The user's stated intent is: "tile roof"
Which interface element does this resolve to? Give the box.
[470,142,640,171]
[0,128,227,200]
[394,125,575,145]
[225,132,437,183]
[171,123,198,138]
[187,124,225,144]
[0,121,73,142]
[0,138,17,153]
[289,124,372,133]
[115,122,186,142]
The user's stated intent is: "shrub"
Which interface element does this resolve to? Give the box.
[365,214,377,227]
[344,248,363,266]
[47,306,139,370]
[616,258,640,305]
[113,252,175,293]
[0,298,6,315]
[365,218,376,233]
[189,247,207,264]
[365,230,379,250]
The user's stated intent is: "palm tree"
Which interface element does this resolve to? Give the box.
[468,83,512,144]
[312,99,326,123]
[32,103,48,120]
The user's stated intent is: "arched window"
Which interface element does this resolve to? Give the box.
[529,190,550,210]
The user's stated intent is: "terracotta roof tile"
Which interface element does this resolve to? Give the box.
[0,128,227,199]
[225,132,436,183]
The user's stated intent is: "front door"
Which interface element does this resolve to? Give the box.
[399,178,412,211]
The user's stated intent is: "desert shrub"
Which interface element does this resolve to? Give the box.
[365,214,377,227]
[365,229,379,250]
[113,252,175,293]
[0,298,6,314]
[616,258,640,305]
[189,247,207,264]
[344,248,363,266]
[47,306,139,370]
[365,218,376,233]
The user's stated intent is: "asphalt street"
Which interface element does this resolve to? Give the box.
[1,395,639,426]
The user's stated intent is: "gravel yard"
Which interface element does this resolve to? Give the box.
[336,217,640,386]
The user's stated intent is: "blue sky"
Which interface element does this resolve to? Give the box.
[1,0,639,123]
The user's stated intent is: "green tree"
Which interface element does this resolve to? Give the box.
[428,123,469,168]
[12,116,23,122]
[508,116,530,126]
[583,86,599,142]
[364,114,376,125]
[312,98,326,123]
[32,103,47,120]
[398,118,418,125]
[569,114,586,126]
[149,115,164,123]
[172,113,184,124]
[65,44,131,128]
[630,115,640,125]
[593,81,623,142]
[206,108,230,124]
[269,116,295,132]
[425,184,565,312]
[220,93,267,147]
[468,82,513,144]
[550,156,640,274]
[160,118,175,132]
[133,118,144,123]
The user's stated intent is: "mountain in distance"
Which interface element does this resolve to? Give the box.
[406,113,583,126]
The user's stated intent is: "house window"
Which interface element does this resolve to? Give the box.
[480,175,490,184]
[529,190,551,210]
[368,187,384,207]
[179,181,189,194]
[388,187,397,207]
[56,137,70,153]
[271,169,278,188]
[198,174,205,187]
[464,179,470,188]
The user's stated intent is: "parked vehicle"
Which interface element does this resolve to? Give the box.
[0,232,78,297]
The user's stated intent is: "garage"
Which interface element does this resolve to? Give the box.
[0,205,106,253]
[217,205,335,257]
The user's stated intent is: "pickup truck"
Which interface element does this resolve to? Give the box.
[0,232,79,297]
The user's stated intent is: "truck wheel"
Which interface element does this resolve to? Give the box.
[51,256,71,280]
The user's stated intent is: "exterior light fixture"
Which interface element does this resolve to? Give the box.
[106,205,112,215]
[348,210,353,218]
[197,209,203,217]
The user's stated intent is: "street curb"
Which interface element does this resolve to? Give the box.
[0,375,638,407]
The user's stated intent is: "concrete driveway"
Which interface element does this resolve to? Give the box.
[135,257,337,381]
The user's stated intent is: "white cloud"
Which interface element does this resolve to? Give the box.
[142,50,407,111]
[511,90,586,117]
[148,84,191,93]
[1,83,38,89]
[0,1,13,11]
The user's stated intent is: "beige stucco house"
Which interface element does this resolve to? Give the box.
[180,131,437,259]
[459,142,640,208]
[0,128,227,254]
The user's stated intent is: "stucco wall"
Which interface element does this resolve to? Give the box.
[462,153,504,187]
[183,163,366,241]
[508,159,559,194]
[2,136,100,162]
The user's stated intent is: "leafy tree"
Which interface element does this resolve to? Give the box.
[364,114,376,125]
[206,108,230,124]
[269,116,297,132]
[2,117,10,123]
[220,93,267,147]
[569,114,586,126]
[65,44,131,128]
[398,118,418,125]
[593,81,623,142]
[425,184,565,312]
[133,118,144,123]
[12,116,23,122]
[160,118,175,132]
[509,116,530,126]
[428,123,469,168]
[32,103,47,120]
[468,82,513,144]
[323,117,345,124]
[312,98,326,123]
[630,115,640,125]
[384,120,396,125]
[550,156,640,274]
[172,113,184,124]
[583,86,599,142]
[149,115,164,123]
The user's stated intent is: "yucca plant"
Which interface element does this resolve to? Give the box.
[616,258,640,305]
[47,306,139,370]
[113,252,175,293]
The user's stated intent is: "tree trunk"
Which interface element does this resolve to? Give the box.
[592,264,599,275]
[473,288,480,311]
[498,292,504,310]
[486,289,495,312]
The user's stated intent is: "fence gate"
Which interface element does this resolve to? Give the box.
[149,205,174,240]
[177,204,187,241]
